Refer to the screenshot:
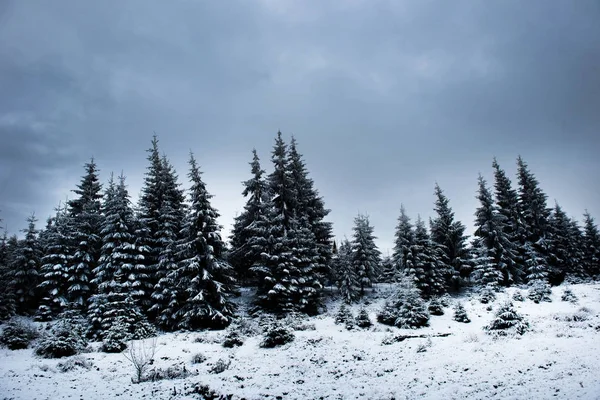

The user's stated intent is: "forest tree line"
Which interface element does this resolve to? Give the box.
[0,131,599,341]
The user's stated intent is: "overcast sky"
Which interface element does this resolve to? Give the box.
[0,0,599,253]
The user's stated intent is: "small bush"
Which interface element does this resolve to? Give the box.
[0,318,39,350]
[209,358,231,374]
[416,337,432,353]
[56,355,93,373]
[230,317,261,337]
[34,320,87,359]
[101,318,129,353]
[191,352,207,364]
[428,298,445,316]
[479,287,496,304]
[355,308,372,329]
[528,282,552,303]
[561,287,578,303]
[146,364,194,381]
[222,331,244,348]
[512,291,525,302]
[260,324,295,348]
[438,294,451,307]
[453,303,471,323]
[484,301,529,336]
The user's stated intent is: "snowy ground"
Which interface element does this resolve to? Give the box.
[1,283,600,400]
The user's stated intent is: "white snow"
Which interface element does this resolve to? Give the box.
[1,283,600,399]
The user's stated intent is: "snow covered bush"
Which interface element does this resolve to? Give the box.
[484,301,529,336]
[561,287,578,303]
[355,308,372,329]
[56,355,93,373]
[438,294,451,307]
[377,278,430,329]
[229,317,261,337]
[479,287,496,304]
[209,358,231,374]
[527,282,552,303]
[260,324,295,348]
[453,303,471,323]
[222,330,244,348]
[34,320,88,358]
[146,364,194,381]
[191,352,207,364]
[0,318,40,350]
[101,318,129,353]
[512,291,525,302]
[428,298,445,316]
[335,303,354,326]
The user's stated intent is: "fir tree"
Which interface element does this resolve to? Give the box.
[582,211,600,278]
[335,238,360,303]
[162,153,236,330]
[410,216,445,298]
[492,159,525,284]
[88,174,147,339]
[548,204,583,280]
[472,175,516,289]
[37,205,72,319]
[229,149,269,284]
[350,215,381,295]
[430,184,470,291]
[516,157,552,284]
[0,221,16,321]
[10,214,42,314]
[379,255,397,284]
[66,159,103,308]
[392,205,414,273]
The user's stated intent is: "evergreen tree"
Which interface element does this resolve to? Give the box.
[37,205,72,319]
[66,159,103,308]
[335,238,360,303]
[548,203,583,280]
[410,216,445,298]
[516,157,552,284]
[350,215,381,295]
[472,175,516,289]
[379,255,397,284]
[430,184,470,291]
[159,154,236,330]
[492,159,525,284]
[88,174,147,339]
[9,214,41,314]
[582,211,600,278]
[0,220,16,321]
[229,149,269,284]
[392,205,414,273]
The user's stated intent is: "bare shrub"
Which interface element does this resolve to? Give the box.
[123,337,158,383]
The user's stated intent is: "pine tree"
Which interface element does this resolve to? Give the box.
[392,205,414,273]
[287,137,334,288]
[335,238,360,303]
[0,219,16,321]
[229,149,269,284]
[66,159,103,308]
[350,215,381,295]
[549,204,583,280]
[88,174,148,338]
[410,216,445,298]
[492,159,525,284]
[582,211,600,278]
[160,153,236,330]
[10,214,42,314]
[37,205,72,319]
[472,175,516,289]
[516,157,552,284]
[430,184,470,291]
[379,255,397,284]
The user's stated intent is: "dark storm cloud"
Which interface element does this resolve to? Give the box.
[0,0,598,251]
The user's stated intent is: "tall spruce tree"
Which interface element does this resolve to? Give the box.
[10,214,42,314]
[548,203,582,280]
[409,216,445,298]
[492,159,525,284]
[66,159,103,308]
[0,219,16,320]
[37,204,72,319]
[516,157,552,284]
[392,205,414,273]
[158,154,235,330]
[229,149,269,284]
[350,214,381,295]
[472,175,516,288]
[583,211,600,278]
[89,174,147,339]
[335,238,360,303]
[430,184,470,291]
